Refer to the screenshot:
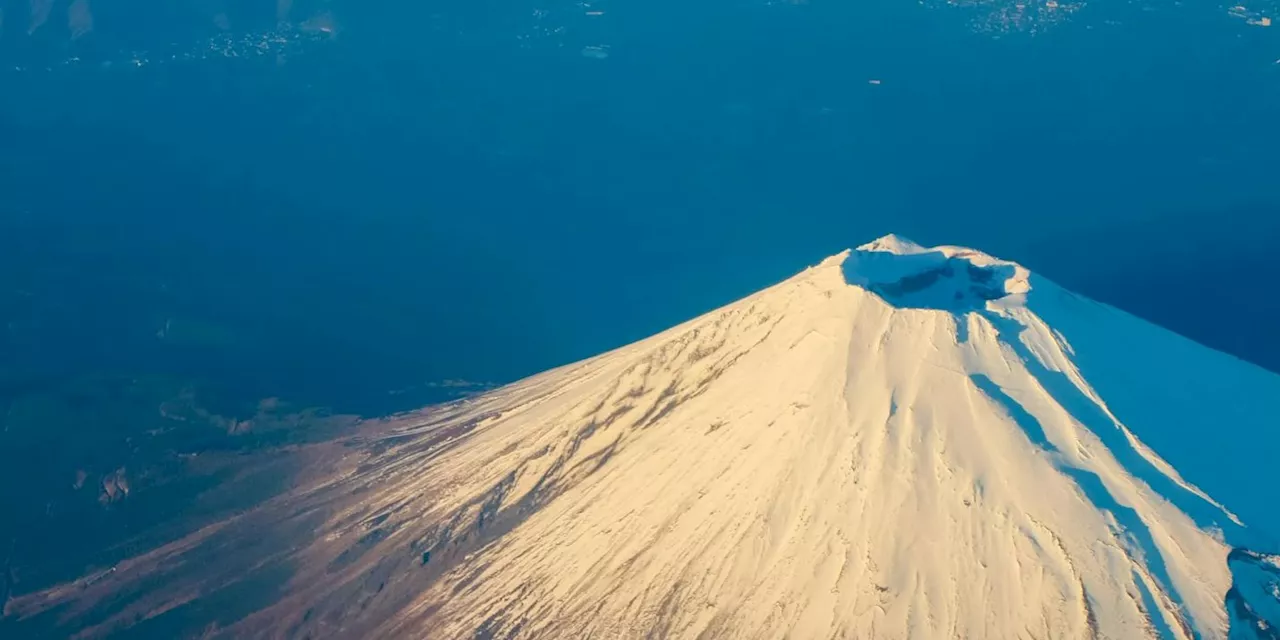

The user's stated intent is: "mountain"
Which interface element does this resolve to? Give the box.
[5,235,1279,639]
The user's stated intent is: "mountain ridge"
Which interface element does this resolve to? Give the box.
[5,236,1278,639]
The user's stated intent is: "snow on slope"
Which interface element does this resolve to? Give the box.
[8,236,1279,639]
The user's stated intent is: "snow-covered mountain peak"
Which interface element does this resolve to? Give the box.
[840,235,1032,311]
[8,237,1278,639]
[855,233,929,254]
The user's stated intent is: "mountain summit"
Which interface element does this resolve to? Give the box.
[8,236,1280,639]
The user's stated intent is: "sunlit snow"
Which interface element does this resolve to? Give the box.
[7,236,1278,638]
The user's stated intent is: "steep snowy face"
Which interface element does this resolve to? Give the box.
[9,236,1279,640]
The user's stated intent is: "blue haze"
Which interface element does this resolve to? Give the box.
[1,0,1278,417]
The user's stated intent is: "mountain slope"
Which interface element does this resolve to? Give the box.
[6,236,1279,639]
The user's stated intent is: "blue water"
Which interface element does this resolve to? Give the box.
[1,0,1278,417]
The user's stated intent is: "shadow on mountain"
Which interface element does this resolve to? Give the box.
[1225,548,1280,640]
[969,373,1191,639]
[852,248,1280,638]
[1020,203,1280,377]
[842,248,1022,312]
